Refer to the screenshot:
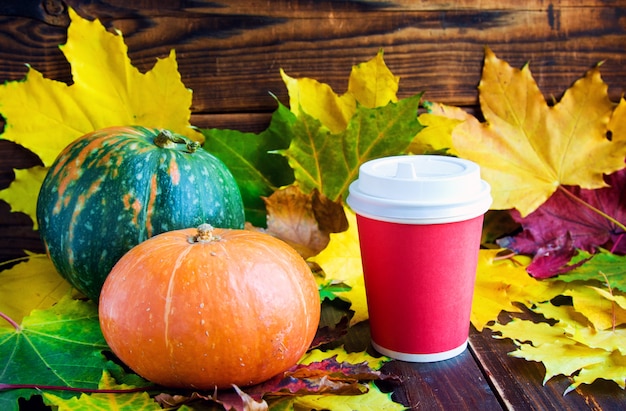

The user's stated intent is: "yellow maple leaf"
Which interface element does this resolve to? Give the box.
[533,300,591,326]
[571,351,626,393]
[491,296,626,392]
[1,8,201,165]
[564,286,626,331]
[280,50,398,134]
[280,69,355,134]
[0,253,72,328]
[512,339,610,385]
[471,249,565,331]
[300,346,389,370]
[491,316,569,347]
[437,47,626,216]
[591,286,626,313]
[309,208,368,325]
[294,383,405,411]
[0,166,47,228]
[609,97,626,139]
[0,8,201,225]
[346,50,399,108]
[565,324,626,356]
[410,111,461,155]
[490,306,609,384]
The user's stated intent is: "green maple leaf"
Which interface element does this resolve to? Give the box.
[43,372,160,411]
[281,93,424,202]
[557,250,626,293]
[201,102,295,226]
[0,295,129,410]
[317,280,352,301]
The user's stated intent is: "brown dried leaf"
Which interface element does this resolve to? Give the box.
[154,386,268,411]
[261,185,347,259]
[311,188,349,233]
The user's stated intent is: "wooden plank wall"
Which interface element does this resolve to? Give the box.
[1,0,625,262]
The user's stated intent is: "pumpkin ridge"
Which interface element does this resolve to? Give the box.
[224,235,318,359]
[163,244,193,354]
[135,150,170,239]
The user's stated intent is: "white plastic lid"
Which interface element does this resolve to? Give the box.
[347,155,492,224]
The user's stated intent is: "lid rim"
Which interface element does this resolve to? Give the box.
[347,197,492,224]
[348,180,492,207]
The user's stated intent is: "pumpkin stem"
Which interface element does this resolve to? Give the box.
[190,223,221,243]
[154,130,200,153]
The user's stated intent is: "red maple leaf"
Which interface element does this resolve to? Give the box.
[498,166,626,278]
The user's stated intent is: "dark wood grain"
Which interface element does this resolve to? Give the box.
[469,327,626,411]
[318,313,505,410]
[0,0,624,114]
[381,348,504,410]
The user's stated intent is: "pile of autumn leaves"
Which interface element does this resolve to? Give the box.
[427,52,626,392]
[0,6,625,409]
[449,49,626,394]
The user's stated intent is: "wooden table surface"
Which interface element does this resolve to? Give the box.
[339,320,626,410]
[1,1,626,409]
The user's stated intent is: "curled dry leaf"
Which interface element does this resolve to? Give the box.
[260,185,347,259]
[153,353,392,411]
[154,387,268,411]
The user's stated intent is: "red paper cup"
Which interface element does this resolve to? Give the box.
[347,155,491,362]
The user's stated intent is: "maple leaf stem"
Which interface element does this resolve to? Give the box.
[0,311,20,331]
[610,233,624,254]
[599,271,617,332]
[0,382,158,393]
[556,186,626,233]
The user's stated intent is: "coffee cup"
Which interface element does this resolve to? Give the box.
[347,155,492,362]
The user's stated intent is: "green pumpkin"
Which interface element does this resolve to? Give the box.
[37,126,245,301]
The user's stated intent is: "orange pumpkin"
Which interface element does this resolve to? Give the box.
[98,224,321,389]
